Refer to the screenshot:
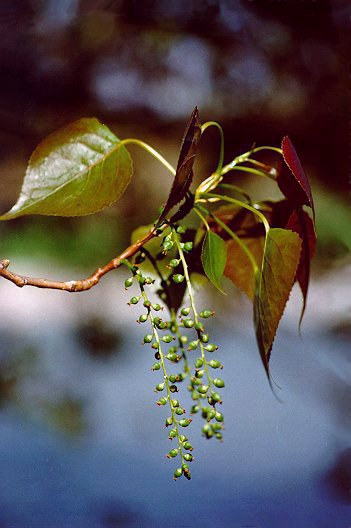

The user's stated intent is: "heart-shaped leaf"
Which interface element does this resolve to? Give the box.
[278,136,314,216]
[254,228,302,380]
[157,107,201,225]
[0,118,132,219]
[201,230,227,293]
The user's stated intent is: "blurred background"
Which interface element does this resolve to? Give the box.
[0,1,350,527]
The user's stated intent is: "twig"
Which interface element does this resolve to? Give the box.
[0,228,158,292]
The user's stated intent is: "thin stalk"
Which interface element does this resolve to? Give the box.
[222,165,276,181]
[201,121,225,176]
[118,139,176,175]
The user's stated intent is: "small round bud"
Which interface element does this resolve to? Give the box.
[173,468,183,479]
[211,422,223,431]
[183,242,193,252]
[124,277,133,288]
[178,419,192,427]
[143,300,151,308]
[183,318,194,329]
[183,453,193,462]
[188,340,199,351]
[215,432,223,440]
[195,358,203,368]
[183,441,193,451]
[143,334,153,344]
[168,428,177,439]
[180,335,188,344]
[152,362,161,371]
[201,334,210,343]
[205,343,218,352]
[176,226,185,234]
[153,316,162,326]
[137,276,146,286]
[162,335,173,343]
[139,314,148,323]
[171,399,179,407]
[215,411,224,422]
[199,310,214,319]
[145,276,154,284]
[210,392,222,403]
[197,384,209,394]
[170,385,178,393]
[157,397,168,406]
[154,351,161,360]
[191,391,200,400]
[175,408,185,415]
[151,342,159,350]
[168,374,177,383]
[209,359,222,369]
[206,410,216,421]
[195,322,204,332]
[163,239,174,252]
[213,378,225,388]
[129,296,139,305]
[152,303,162,311]
[179,435,187,442]
[181,307,191,316]
[190,404,200,414]
[156,383,165,392]
[158,321,168,330]
[166,352,178,362]
[167,449,178,458]
[173,274,185,284]
[169,259,180,268]
[195,369,205,379]
[165,417,173,427]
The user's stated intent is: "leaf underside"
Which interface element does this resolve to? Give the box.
[201,230,227,293]
[254,228,302,379]
[1,118,132,219]
[225,237,264,300]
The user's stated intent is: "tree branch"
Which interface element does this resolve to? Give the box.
[0,228,158,292]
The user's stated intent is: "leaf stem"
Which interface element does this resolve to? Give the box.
[118,139,176,175]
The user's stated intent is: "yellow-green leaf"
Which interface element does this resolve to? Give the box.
[0,118,132,219]
[253,228,302,380]
[201,231,227,293]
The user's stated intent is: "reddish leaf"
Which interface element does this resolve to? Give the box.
[157,107,201,225]
[254,228,302,381]
[279,136,315,217]
[225,237,264,300]
[286,209,316,322]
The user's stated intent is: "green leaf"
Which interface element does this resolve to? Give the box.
[0,118,132,219]
[253,228,302,380]
[201,230,227,293]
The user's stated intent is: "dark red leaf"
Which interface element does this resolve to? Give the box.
[157,107,201,225]
[279,136,315,217]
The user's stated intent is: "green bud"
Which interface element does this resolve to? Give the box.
[195,322,204,332]
[169,259,180,268]
[166,352,178,362]
[161,335,173,343]
[200,310,214,319]
[158,321,168,330]
[152,303,162,311]
[197,384,209,394]
[201,334,210,343]
[213,378,225,388]
[215,432,223,440]
[178,419,192,427]
[211,422,223,431]
[183,318,194,328]
[151,342,159,350]
[145,277,154,284]
[153,316,162,326]
[163,239,174,252]
[167,449,178,458]
[129,296,139,305]
[183,242,193,252]
[175,408,184,415]
[176,225,186,234]
[165,417,173,427]
[173,274,185,284]
[170,385,178,393]
[156,383,165,392]
[205,343,218,352]
[195,369,205,379]
[143,300,151,308]
[182,463,189,471]
[143,334,153,344]
[183,453,193,462]
[152,362,161,371]
[188,340,199,351]
[180,335,188,344]
[195,358,203,368]
[181,307,191,316]
[173,468,183,479]
[179,434,187,442]
[210,392,222,403]
[206,410,216,421]
[171,399,179,407]
[183,441,193,451]
[124,277,133,288]
[215,411,224,422]
[157,397,168,406]
[168,428,177,439]
[137,276,146,286]
[209,359,222,369]
[190,404,200,414]
[139,314,148,323]
[202,423,211,433]
[191,391,200,400]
